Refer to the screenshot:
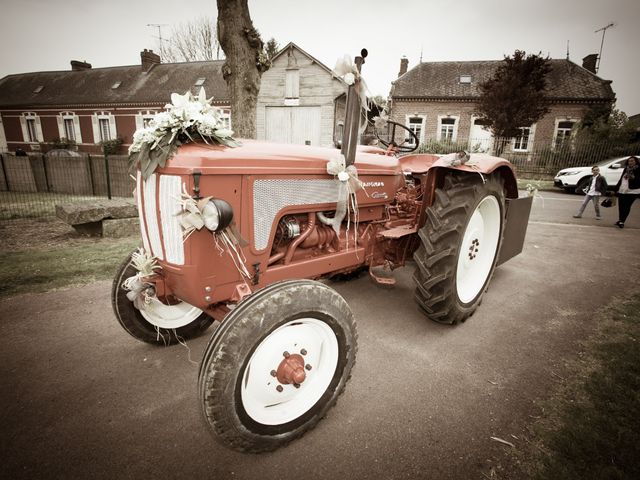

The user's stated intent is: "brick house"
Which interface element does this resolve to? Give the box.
[0,50,230,155]
[388,55,616,153]
[257,42,347,147]
[0,44,350,155]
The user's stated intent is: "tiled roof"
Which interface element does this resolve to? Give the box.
[391,59,615,101]
[0,60,229,108]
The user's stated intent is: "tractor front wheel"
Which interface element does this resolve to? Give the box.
[198,279,357,453]
[413,172,505,324]
[111,251,214,345]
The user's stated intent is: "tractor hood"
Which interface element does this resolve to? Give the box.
[159,140,401,176]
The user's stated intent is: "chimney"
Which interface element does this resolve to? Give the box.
[141,49,161,72]
[582,54,598,74]
[70,60,92,71]
[398,56,408,77]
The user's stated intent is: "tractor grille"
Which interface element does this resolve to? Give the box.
[136,172,185,265]
[253,179,339,251]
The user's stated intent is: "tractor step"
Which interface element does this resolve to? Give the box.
[369,262,396,286]
[377,225,417,239]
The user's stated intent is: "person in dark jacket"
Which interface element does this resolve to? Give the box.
[614,156,640,228]
[573,165,608,220]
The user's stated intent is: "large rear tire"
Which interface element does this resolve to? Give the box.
[198,279,357,453]
[111,252,214,345]
[413,172,505,324]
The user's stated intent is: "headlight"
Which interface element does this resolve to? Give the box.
[202,199,233,232]
[557,170,581,177]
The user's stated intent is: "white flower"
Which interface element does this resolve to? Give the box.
[170,92,190,109]
[214,128,234,138]
[338,171,350,182]
[343,72,355,85]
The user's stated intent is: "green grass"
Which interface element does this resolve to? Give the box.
[523,295,640,480]
[0,238,139,298]
[0,191,99,220]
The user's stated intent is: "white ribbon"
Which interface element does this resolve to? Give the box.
[122,247,161,310]
[176,184,250,279]
[334,55,370,134]
[325,154,365,248]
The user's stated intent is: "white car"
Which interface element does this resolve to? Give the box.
[554,156,630,194]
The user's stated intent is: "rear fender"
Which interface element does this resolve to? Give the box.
[405,154,530,266]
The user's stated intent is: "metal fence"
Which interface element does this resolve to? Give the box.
[2,139,639,220]
[0,153,134,220]
[412,137,640,179]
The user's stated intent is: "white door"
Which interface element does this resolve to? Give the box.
[469,118,493,153]
[265,106,321,146]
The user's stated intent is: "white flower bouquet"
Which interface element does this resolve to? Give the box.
[129,88,239,179]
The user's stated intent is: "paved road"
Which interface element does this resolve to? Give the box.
[1,192,638,480]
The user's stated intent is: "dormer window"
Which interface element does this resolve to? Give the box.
[111,81,122,89]
[33,86,44,93]
[459,75,472,84]
[195,77,206,86]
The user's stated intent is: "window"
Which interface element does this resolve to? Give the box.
[219,109,231,130]
[437,115,459,142]
[135,110,157,130]
[92,112,116,144]
[26,118,37,142]
[407,117,424,146]
[111,81,122,89]
[195,77,206,86]
[459,75,472,84]
[285,70,300,99]
[99,119,111,141]
[64,119,76,141]
[554,120,576,148]
[440,118,456,141]
[513,127,531,151]
[58,112,82,143]
[21,112,42,143]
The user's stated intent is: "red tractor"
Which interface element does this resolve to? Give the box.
[112,50,532,452]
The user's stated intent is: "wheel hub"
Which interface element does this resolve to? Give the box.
[276,352,306,386]
[468,238,480,260]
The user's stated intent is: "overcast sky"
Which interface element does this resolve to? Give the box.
[1,0,638,115]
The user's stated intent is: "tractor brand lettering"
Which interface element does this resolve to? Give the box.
[371,192,388,199]
[363,181,385,188]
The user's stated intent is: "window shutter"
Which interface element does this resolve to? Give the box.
[73,116,83,143]
[56,116,65,139]
[91,115,100,143]
[109,115,117,140]
[20,116,29,142]
[135,114,143,131]
[35,116,44,142]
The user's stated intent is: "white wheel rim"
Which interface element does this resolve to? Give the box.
[456,195,501,304]
[139,297,203,329]
[241,318,339,426]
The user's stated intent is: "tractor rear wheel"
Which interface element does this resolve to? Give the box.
[413,172,505,324]
[111,251,214,345]
[198,279,357,453]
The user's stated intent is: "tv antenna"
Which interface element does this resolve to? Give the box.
[147,23,169,53]
[594,22,615,73]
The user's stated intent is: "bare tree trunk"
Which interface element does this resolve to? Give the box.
[217,0,265,139]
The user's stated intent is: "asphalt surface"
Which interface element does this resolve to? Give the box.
[1,190,639,480]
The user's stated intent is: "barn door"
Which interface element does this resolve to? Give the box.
[265,106,321,146]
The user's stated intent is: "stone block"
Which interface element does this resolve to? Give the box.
[102,218,140,238]
[56,198,137,225]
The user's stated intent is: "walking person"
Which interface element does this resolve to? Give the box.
[614,155,640,228]
[573,165,608,220]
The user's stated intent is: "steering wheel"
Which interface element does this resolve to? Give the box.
[375,120,419,153]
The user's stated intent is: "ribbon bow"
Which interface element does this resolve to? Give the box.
[334,55,370,134]
[325,154,365,243]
